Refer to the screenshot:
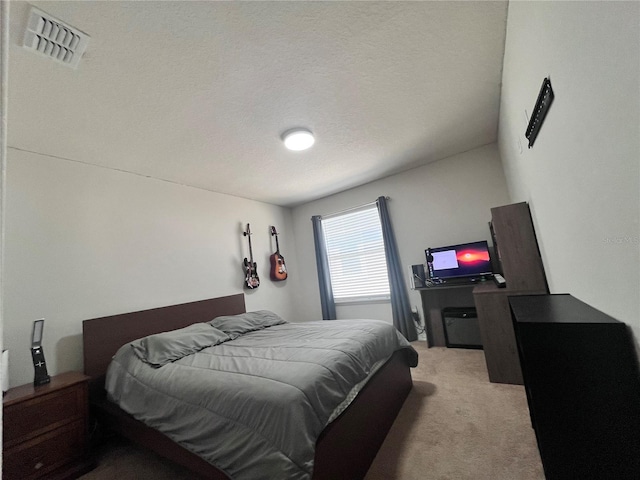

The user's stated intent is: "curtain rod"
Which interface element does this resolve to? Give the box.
[321,196,390,219]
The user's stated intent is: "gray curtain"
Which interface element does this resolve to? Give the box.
[377,196,418,341]
[311,215,337,320]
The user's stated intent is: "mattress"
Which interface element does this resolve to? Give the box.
[105,313,418,480]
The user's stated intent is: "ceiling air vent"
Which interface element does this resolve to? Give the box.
[23,7,90,69]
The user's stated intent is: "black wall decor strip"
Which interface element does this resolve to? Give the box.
[525,77,554,148]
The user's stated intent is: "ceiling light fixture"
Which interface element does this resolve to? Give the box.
[282,128,315,151]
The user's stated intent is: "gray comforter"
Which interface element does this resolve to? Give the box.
[106,312,418,480]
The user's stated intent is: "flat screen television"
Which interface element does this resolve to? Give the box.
[425,240,493,281]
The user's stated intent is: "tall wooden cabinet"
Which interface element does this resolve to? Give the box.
[473,202,547,384]
[510,294,640,479]
[489,202,547,292]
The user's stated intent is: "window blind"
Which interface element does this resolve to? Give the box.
[322,205,390,301]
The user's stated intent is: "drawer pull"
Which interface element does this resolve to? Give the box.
[34,461,44,470]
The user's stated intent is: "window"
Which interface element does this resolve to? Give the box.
[322,205,390,302]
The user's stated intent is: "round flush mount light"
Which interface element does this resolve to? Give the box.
[282,128,315,151]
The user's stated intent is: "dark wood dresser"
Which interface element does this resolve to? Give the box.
[3,371,95,480]
[510,294,640,479]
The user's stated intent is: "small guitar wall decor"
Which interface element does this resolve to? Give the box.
[270,226,288,281]
[243,223,260,289]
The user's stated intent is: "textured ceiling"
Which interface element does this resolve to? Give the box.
[8,1,508,207]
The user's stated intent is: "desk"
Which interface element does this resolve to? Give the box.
[472,283,545,384]
[418,281,489,347]
[419,281,538,385]
[417,202,548,385]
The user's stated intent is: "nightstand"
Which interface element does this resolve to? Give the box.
[3,371,95,480]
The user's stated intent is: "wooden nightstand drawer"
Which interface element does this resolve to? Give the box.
[3,372,94,480]
[4,384,84,447]
[3,419,86,480]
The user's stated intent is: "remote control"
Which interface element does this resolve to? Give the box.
[493,273,507,288]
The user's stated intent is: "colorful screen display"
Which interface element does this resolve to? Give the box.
[426,240,492,280]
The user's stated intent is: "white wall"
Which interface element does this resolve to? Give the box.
[4,148,297,387]
[0,0,9,470]
[290,143,511,325]
[498,2,640,338]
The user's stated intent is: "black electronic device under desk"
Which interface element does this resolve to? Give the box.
[441,307,482,349]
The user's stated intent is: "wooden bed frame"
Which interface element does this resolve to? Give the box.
[83,293,413,480]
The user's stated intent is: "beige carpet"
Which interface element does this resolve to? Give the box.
[364,342,544,480]
[80,342,544,480]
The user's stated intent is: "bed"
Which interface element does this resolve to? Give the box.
[83,293,417,479]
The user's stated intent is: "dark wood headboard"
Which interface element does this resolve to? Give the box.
[82,293,246,396]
